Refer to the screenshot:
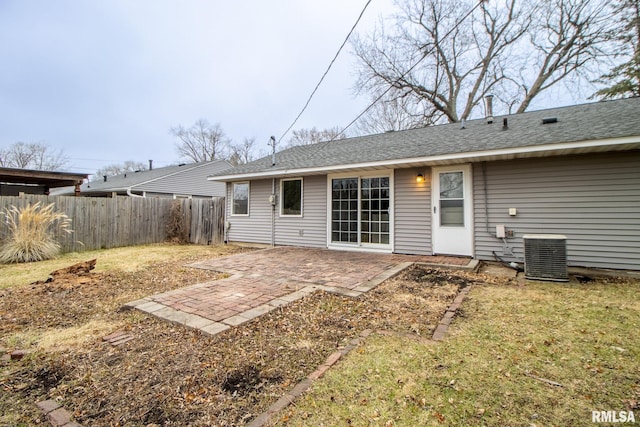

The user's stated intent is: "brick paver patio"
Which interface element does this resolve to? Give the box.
[124,246,476,336]
[190,246,467,289]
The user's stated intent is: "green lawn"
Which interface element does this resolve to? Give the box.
[277,277,640,426]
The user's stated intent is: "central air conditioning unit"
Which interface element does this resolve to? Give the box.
[523,234,569,282]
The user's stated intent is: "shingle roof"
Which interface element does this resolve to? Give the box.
[211,97,640,181]
[86,163,198,191]
[55,160,232,196]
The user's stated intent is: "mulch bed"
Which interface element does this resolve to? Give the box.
[0,257,498,426]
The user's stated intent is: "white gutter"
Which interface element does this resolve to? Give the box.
[208,136,640,182]
[126,188,145,198]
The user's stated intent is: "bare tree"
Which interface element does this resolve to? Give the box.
[352,0,614,125]
[283,126,345,149]
[228,137,257,166]
[516,0,613,112]
[0,141,68,170]
[592,0,640,99]
[355,92,430,134]
[93,161,147,181]
[170,119,230,162]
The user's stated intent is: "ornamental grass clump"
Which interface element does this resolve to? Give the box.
[0,202,73,263]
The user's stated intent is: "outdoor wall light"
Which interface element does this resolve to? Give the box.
[416,173,425,183]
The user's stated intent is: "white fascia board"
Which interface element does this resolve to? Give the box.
[208,136,640,182]
[83,186,129,193]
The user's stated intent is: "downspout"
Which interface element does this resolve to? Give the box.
[271,178,276,247]
[224,182,231,244]
[482,162,490,235]
[126,188,144,198]
[269,135,277,247]
[224,221,230,245]
[493,250,523,272]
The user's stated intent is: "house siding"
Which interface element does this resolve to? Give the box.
[224,151,639,270]
[394,168,432,255]
[274,175,327,247]
[226,179,273,245]
[474,151,640,270]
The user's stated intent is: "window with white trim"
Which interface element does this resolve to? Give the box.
[232,182,249,215]
[281,178,303,216]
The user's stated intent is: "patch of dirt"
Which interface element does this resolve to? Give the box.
[0,261,226,332]
[0,259,492,426]
[221,364,283,395]
[401,266,484,288]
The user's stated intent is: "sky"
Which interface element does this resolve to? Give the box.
[0,0,396,175]
[0,1,600,178]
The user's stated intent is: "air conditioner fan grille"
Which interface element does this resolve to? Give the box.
[524,235,568,282]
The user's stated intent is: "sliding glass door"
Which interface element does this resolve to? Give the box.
[330,178,358,243]
[330,174,391,249]
[360,177,390,244]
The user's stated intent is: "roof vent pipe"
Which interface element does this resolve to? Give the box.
[502,118,508,130]
[103,175,107,182]
[484,94,494,124]
[148,159,153,170]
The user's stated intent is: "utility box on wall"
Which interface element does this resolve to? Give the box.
[523,234,569,282]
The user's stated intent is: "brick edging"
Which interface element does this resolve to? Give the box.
[248,284,473,425]
[33,264,473,427]
[34,285,471,427]
[36,400,82,427]
[432,285,472,341]
[247,329,374,427]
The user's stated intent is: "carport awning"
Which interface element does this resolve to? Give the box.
[0,167,88,188]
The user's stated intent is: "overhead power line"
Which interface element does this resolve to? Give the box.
[278,0,374,144]
[332,0,486,140]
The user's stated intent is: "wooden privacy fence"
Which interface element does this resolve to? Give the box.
[0,194,225,253]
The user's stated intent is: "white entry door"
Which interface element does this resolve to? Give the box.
[432,164,474,256]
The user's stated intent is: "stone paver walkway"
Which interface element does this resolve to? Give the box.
[124,246,476,336]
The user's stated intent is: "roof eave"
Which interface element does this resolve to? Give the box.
[208,137,640,182]
[80,186,130,194]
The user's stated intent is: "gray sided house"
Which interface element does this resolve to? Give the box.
[55,160,233,198]
[209,98,640,271]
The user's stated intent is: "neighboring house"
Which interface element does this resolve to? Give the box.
[55,160,233,199]
[209,97,640,271]
[0,167,87,196]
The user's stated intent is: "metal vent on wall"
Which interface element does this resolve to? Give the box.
[523,234,568,282]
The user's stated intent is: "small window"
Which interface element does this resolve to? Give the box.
[281,178,302,216]
[232,182,249,215]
